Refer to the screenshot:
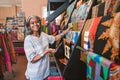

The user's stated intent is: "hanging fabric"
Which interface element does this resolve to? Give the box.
[87,52,113,80]
[0,34,12,72]
[6,31,17,64]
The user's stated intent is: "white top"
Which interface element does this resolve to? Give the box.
[24,32,55,80]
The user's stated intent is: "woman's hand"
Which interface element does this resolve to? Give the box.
[63,26,73,34]
[45,48,56,54]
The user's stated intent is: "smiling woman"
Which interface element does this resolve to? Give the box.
[24,15,72,80]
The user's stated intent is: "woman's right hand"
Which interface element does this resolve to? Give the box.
[45,48,56,54]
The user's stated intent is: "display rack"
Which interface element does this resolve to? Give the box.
[6,17,25,54]
[47,0,120,79]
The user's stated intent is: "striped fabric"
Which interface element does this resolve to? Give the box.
[6,32,17,64]
[0,34,12,72]
[87,52,113,80]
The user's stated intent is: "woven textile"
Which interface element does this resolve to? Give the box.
[87,52,113,80]
[94,12,120,64]
[104,0,119,16]
[92,4,99,18]
[6,32,17,64]
[0,34,12,72]
[110,63,120,80]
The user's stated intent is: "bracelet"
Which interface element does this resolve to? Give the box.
[60,33,64,38]
[40,53,44,57]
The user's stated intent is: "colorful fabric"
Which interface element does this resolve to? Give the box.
[87,52,113,80]
[78,20,85,31]
[92,4,99,18]
[110,63,120,80]
[98,2,105,17]
[6,32,17,64]
[104,0,118,16]
[89,17,102,50]
[0,34,12,72]
[94,12,120,64]
[71,22,78,31]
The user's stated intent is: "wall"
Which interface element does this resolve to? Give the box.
[21,0,47,18]
[0,5,17,24]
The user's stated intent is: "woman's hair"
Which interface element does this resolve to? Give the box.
[26,15,42,35]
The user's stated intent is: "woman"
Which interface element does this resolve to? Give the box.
[24,15,72,80]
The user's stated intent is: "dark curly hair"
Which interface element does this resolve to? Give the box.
[26,15,42,35]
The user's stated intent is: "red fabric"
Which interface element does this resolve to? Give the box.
[48,76,63,80]
[89,17,102,40]
[0,34,12,72]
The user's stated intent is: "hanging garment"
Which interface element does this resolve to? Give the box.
[0,34,12,72]
[0,47,4,80]
[93,15,112,58]
[94,12,120,64]
[71,22,78,31]
[98,2,105,17]
[87,52,113,80]
[110,63,120,80]
[89,17,102,50]
[80,18,94,63]
[104,0,119,16]
[92,4,99,18]
[6,32,17,64]
[78,20,85,32]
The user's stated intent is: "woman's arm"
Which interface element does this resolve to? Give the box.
[55,26,72,41]
[31,48,55,63]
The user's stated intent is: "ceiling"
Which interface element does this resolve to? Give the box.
[0,0,21,6]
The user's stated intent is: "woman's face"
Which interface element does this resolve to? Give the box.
[29,17,40,33]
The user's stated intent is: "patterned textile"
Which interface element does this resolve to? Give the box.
[6,32,17,64]
[87,52,113,80]
[94,15,112,57]
[63,38,71,59]
[98,2,105,17]
[92,4,99,18]
[80,19,94,63]
[89,17,102,50]
[110,63,120,80]
[94,12,120,64]
[78,20,85,31]
[104,0,119,16]
[81,18,94,50]
[71,22,78,31]
[71,0,93,22]
[65,31,80,44]
[0,34,12,72]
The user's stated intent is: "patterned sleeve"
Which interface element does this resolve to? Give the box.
[24,36,36,62]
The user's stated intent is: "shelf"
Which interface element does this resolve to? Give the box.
[13,40,24,43]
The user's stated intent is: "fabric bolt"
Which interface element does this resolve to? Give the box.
[92,4,99,18]
[71,31,80,44]
[87,52,113,80]
[98,2,105,17]
[94,13,120,64]
[81,18,94,50]
[93,15,112,58]
[110,63,120,80]
[89,17,102,50]
[24,32,55,80]
[78,20,85,32]
[72,22,78,31]
[76,3,87,21]
[6,32,17,64]
[10,30,18,41]
[104,0,118,16]
[80,18,94,63]
[0,34,12,72]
